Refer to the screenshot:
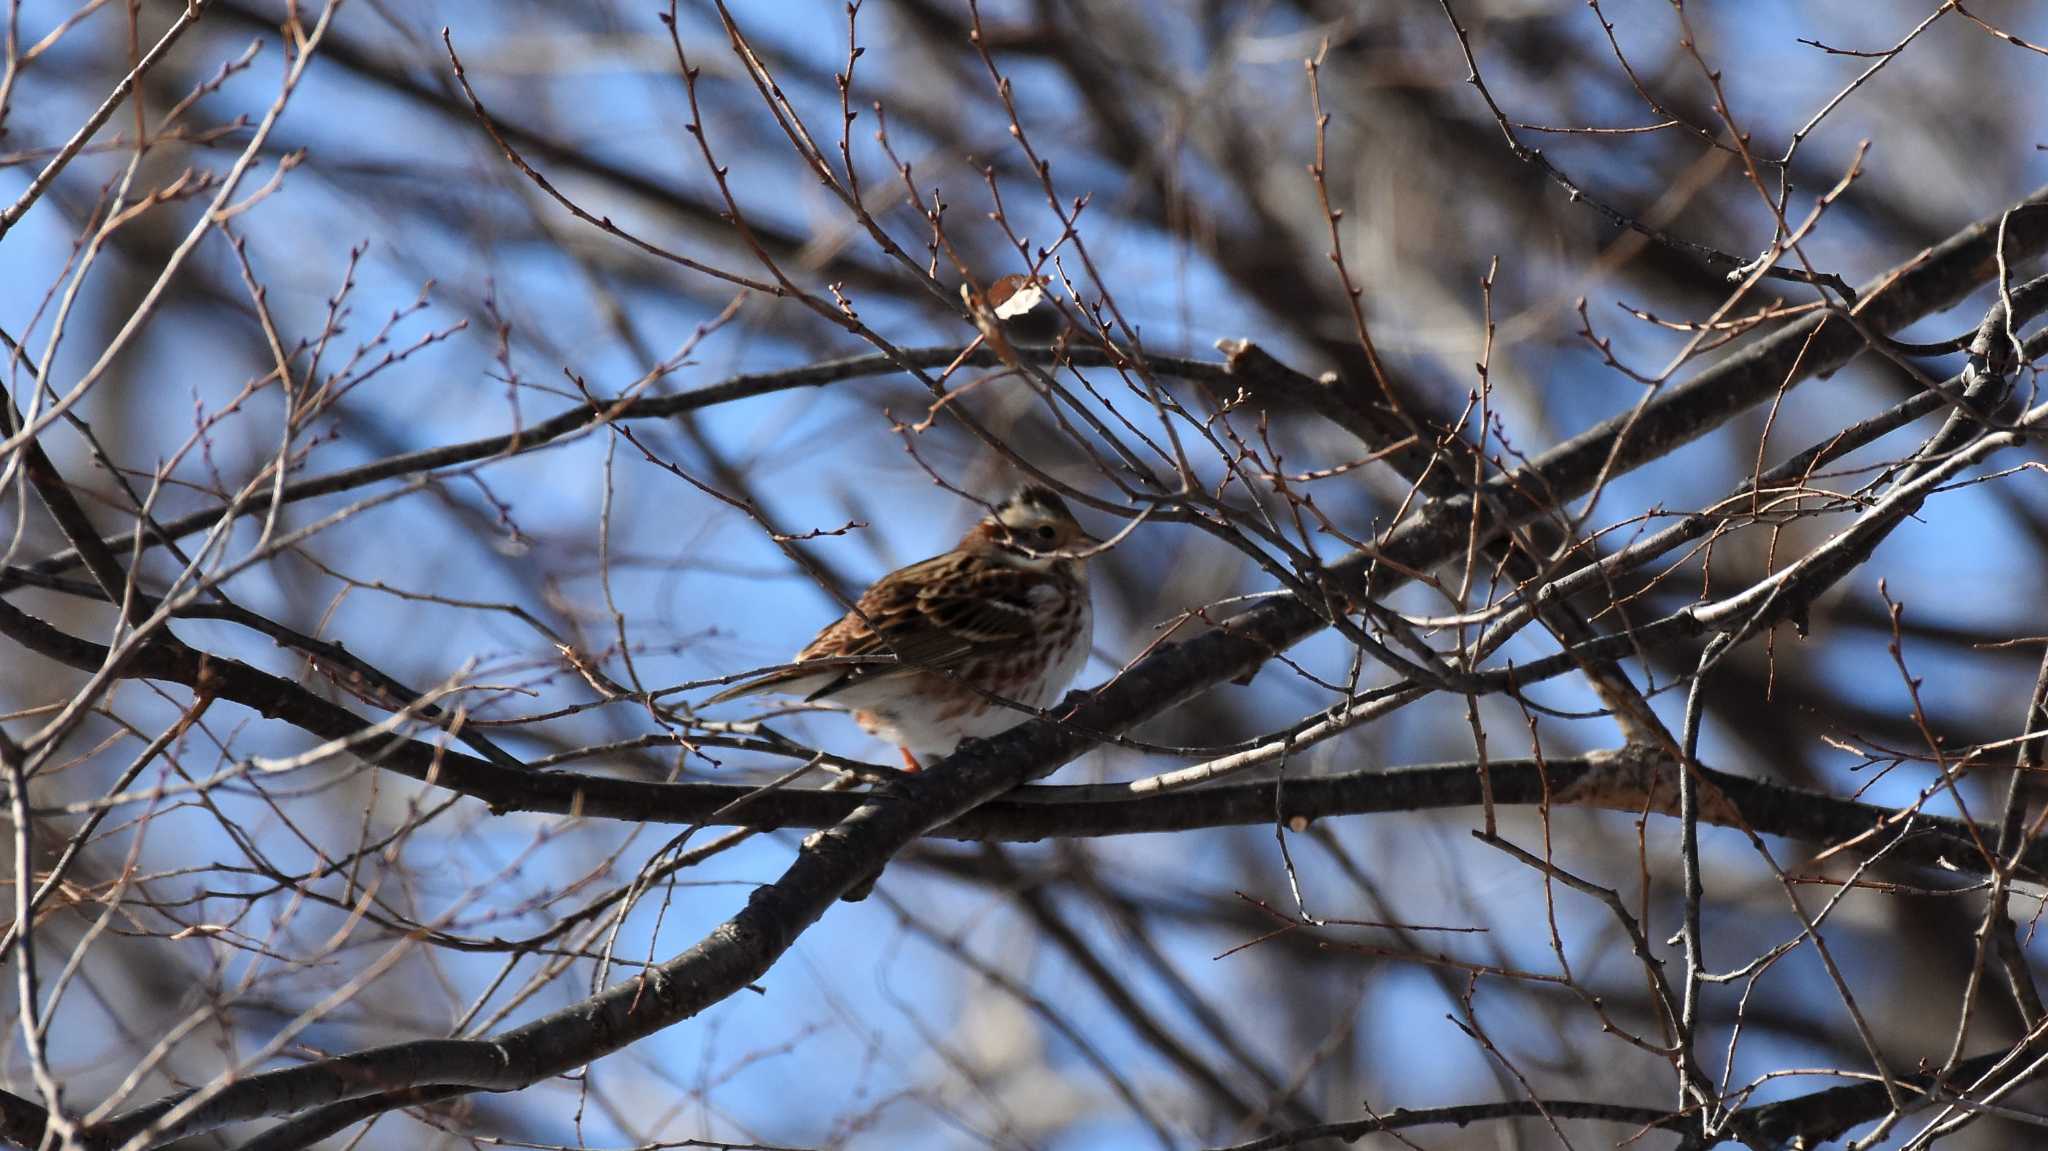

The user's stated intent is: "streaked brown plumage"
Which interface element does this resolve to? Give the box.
[705,486,1098,767]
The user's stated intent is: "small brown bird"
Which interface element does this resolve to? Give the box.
[705,486,1099,769]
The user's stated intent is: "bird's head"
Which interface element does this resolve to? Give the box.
[965,485,1101,568]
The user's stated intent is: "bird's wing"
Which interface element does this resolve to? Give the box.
[792,554,1048,700]
[703,553,1054,705]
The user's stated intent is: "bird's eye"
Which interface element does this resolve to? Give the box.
[1035,525,1057,542]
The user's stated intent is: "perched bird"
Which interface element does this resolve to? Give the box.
[705,486,1099,770]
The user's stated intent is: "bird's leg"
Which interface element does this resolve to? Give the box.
[898,747,924,773]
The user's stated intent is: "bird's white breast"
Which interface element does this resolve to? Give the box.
[1032,574,1092,708]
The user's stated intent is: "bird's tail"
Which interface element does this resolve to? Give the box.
[701,666,846,706]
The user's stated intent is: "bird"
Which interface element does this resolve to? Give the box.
[704,485,1099,771]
